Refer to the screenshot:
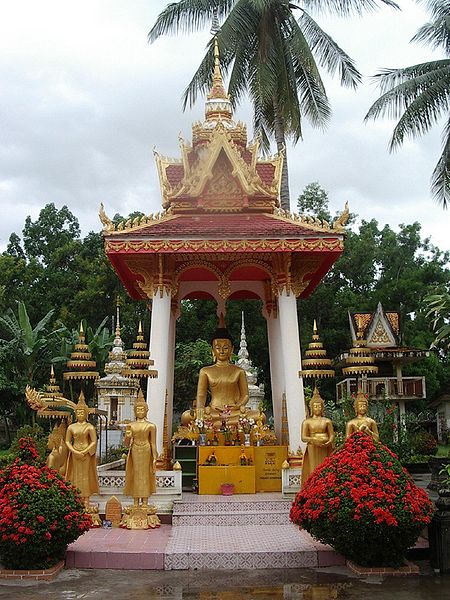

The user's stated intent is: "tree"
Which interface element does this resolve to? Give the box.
[365,0,450,208]
[149,0,397,211]
[425,287,450,350]
[297,181,331,220]
[0,302,63,427]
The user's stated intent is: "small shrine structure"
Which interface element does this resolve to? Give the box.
[335,302,429,418]
[101,42,347,454]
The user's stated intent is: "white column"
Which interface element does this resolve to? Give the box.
[278,288,305,453]
[165,310,176,442]
[266,313,285,443]
[146,288,171,453]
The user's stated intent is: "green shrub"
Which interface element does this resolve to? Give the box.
[412,431,438,456]
[10,424,48,463]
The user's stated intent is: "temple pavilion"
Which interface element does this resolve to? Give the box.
[335,302,429,418]
[100,42,348,455]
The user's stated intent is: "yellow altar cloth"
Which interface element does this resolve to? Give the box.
[197,446,288,494]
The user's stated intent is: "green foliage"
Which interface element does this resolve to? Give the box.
[297,182,331,220]
[174,339,213,414]
[10,423,48,464]
[101,445,128,465]
[412,431,438,456]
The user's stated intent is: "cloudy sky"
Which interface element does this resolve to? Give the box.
[1,0,448,253]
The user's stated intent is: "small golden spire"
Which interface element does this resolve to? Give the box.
[208,37,227,100]
[115,298,121,336]
[138,320,143,335]
[79,321,84,334]
[313,319,318,335]
[76,390,87,408]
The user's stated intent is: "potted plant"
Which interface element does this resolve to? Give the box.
[290,431,434,568]
[0,437,91,570]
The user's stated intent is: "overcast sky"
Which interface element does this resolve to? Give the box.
[1,0,448,254]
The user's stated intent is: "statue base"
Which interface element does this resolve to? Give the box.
[122,505,161,530]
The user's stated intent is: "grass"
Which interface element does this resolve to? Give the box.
[436,444,450,457]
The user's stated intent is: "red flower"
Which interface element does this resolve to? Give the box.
[290,432,434,568]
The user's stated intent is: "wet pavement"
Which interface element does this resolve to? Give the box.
[1,563,450,599]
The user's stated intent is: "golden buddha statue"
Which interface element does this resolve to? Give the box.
[124,390,158,507]
[346,390,379,441]
[301,388,335,486]
[193,320,260,427]
[65,392,100,508]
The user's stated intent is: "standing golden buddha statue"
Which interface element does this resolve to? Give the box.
[346,390,379,441]
[301,388,335,486]
[194,318,260,427]
[65,392,100,525]
[123,390,160,528]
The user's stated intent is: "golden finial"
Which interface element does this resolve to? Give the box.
[79,321,84,334]
[115,297,121,335]
[75,390,88,409]
[207,37,227,101]
[50,364,55,378]
[138,320,143,335]
[313,319,318,335]
[135,388,146,406]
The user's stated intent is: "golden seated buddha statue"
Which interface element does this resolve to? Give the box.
[181,321,261,429]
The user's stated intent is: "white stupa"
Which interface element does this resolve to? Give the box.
[236,312,265,412]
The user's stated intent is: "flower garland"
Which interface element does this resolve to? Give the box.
[290,431,434,567]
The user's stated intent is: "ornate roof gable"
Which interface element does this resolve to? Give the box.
[349,303,400,348]
[153,39,283,214]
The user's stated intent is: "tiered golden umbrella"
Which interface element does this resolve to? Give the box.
[342,317,378,387]
[299,320,335,380]
[63,322,99,386]
[123,321,158,381]
[45,365,63,398]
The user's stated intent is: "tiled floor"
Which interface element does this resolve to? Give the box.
[66,526,172,570]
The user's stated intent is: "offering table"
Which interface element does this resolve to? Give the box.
[198,446,255,495]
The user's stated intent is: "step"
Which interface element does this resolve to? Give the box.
[164,524,345,570]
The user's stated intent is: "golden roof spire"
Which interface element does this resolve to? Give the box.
[115,297,121,336]
[209,38,226,99]
[205,37,232,121]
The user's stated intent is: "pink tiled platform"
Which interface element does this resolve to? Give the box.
[66,526,172,570]
[65,493,347,570]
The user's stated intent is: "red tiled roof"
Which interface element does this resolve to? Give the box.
[117,214,336,239]
[165,164,184,187]
[256,163,275,186]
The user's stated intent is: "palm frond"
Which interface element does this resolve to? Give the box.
[297,10,361,89]
[300,0,399,18]
[148,0,235,42]
[430,116,450,208]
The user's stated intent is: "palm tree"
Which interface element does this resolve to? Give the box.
[149,0,398,212]
[365,0,450,209]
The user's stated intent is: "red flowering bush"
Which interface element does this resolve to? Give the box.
[0,438,91,570]
[290,431,434,567]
